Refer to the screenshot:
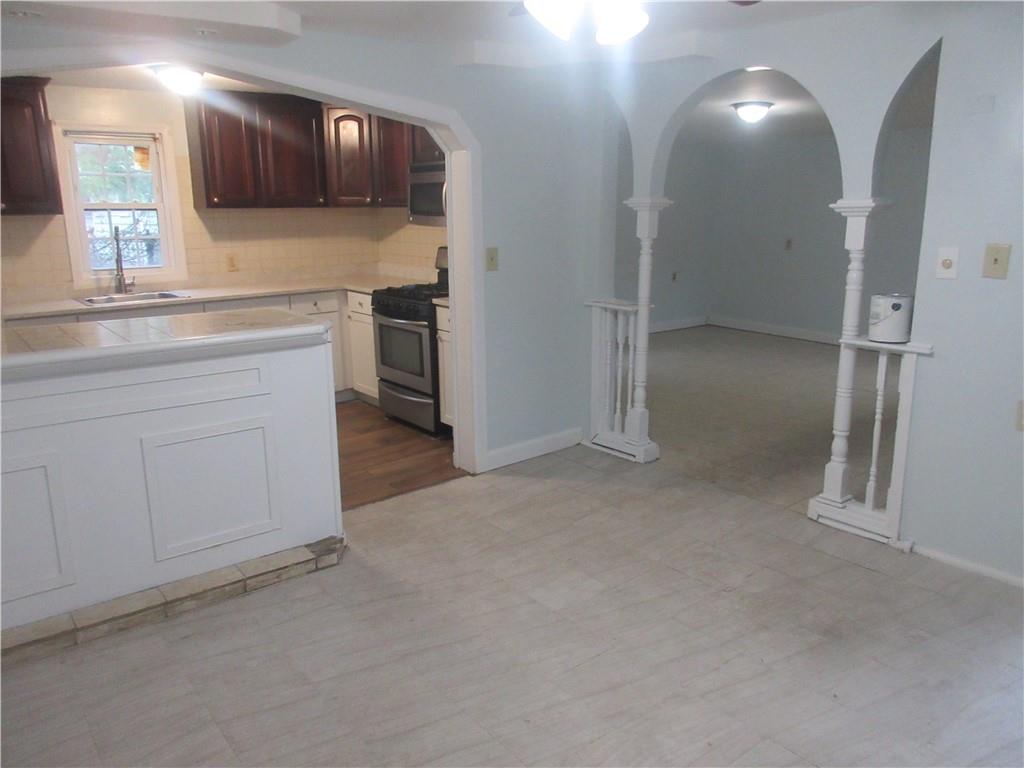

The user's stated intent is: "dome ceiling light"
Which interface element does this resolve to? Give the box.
[524,0,648,45]
[153,66,203,95]
[732,101,774,124]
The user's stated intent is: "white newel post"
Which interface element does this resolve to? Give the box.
[816,199,877,506]
[623,196,673,463]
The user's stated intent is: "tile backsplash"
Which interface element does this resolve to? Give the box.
[1,169,443,304]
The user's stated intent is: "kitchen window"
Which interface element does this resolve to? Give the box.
[58,127,188,289]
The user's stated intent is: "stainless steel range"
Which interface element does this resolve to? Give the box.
[371,247,449,433]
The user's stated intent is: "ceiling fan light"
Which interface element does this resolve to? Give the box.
[153,66,203,95]
[524,0,585,41]
[593,0,649,45]
[732,101,773,123]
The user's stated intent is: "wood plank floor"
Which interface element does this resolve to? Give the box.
[337,400,466,509]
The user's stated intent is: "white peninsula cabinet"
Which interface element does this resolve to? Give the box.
[346,290,378,400]
[0,309,343,629]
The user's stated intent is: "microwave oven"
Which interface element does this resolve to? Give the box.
[408,170,446,227]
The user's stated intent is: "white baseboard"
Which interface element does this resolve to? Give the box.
[912,545,1023,589]
[650,316,707,334]
[478,427,583,473]
[707,315,838,345]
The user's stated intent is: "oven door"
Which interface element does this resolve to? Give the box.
[373,312,433,394]
[408,171,446,227]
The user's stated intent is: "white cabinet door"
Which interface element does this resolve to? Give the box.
[437,329,454,426]
[287,293,344,392]
[348,310,378,399]
[309,312,344,391]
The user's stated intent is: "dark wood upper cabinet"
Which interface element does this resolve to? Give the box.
[255,95,326,208]
[373,117,409,207]
[323,107,373,207]
[190,93,411,210]
[1,77,62,215]
[194,93,259,208]
[409,124,445,170]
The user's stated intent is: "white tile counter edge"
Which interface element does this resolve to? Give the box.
[2,272,425,321]
[2,309,331,382]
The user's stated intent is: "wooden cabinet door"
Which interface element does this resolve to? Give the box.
[372,117,409,207]
[323,108,373,207]
[1,77,62,215]
[197,94,259,208]
[409,124,445,170]
[255,96,326,208]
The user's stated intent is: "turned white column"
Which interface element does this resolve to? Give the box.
[623,196,672,463]
[818,198,878,505]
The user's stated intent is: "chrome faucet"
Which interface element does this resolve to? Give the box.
[112,226,135,294]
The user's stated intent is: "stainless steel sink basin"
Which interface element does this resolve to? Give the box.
[78,291,190,307]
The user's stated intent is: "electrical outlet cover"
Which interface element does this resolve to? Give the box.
[936,246,958,279]
[982,243,1011,279]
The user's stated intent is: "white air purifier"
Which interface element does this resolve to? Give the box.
[868,293,913,343]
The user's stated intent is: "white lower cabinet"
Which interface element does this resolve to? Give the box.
[437,328,454,426]
[347,296,378,399]
[288,293,345,392]
[436,305,454,427]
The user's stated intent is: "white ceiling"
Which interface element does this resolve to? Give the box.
[3,1,862,64]
[680,69,834,140]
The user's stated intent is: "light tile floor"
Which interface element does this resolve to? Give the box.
[4,329,1022,767]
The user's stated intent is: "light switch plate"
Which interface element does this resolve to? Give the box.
[982,243,1011,279]
[936,246,958,279]
[485,247,499,272]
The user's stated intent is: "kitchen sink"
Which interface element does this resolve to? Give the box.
[78,291,190,307]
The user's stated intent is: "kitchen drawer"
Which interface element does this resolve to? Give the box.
[204,295,289,313]
[347,291,372,316]
[290,292,340,315]
[436,306,451,333]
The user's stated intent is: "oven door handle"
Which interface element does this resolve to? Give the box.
[379,381,434,404]
[376,315,429,327]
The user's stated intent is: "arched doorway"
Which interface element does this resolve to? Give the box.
[618,68,858,514]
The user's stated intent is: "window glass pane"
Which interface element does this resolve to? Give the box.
[125,239,162,268]
[89,238,115,270]
[103,145,132,173]
[134,210,160,236]
[74,142,157,204]
[75,144,103,173]
[129,173,154,203]
[109,209,135,235]
[84,210,111,239]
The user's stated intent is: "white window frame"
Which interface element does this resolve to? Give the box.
[55,123,188,290]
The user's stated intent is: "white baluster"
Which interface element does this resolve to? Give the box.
[864,351,889,512]
[818,199,878,506]
[626,313,636,414]
[604,309,615,429]
[613,311,627,432]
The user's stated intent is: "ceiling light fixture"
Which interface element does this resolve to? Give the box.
[732,101,774,124]
[524,0,648,45]
[523,0,584,41]
[592,0,649,46]
[153,66,203,95]
[744,65,772,72]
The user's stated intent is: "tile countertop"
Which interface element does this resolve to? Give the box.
[2,308,327,359]
[2,272,425,321]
